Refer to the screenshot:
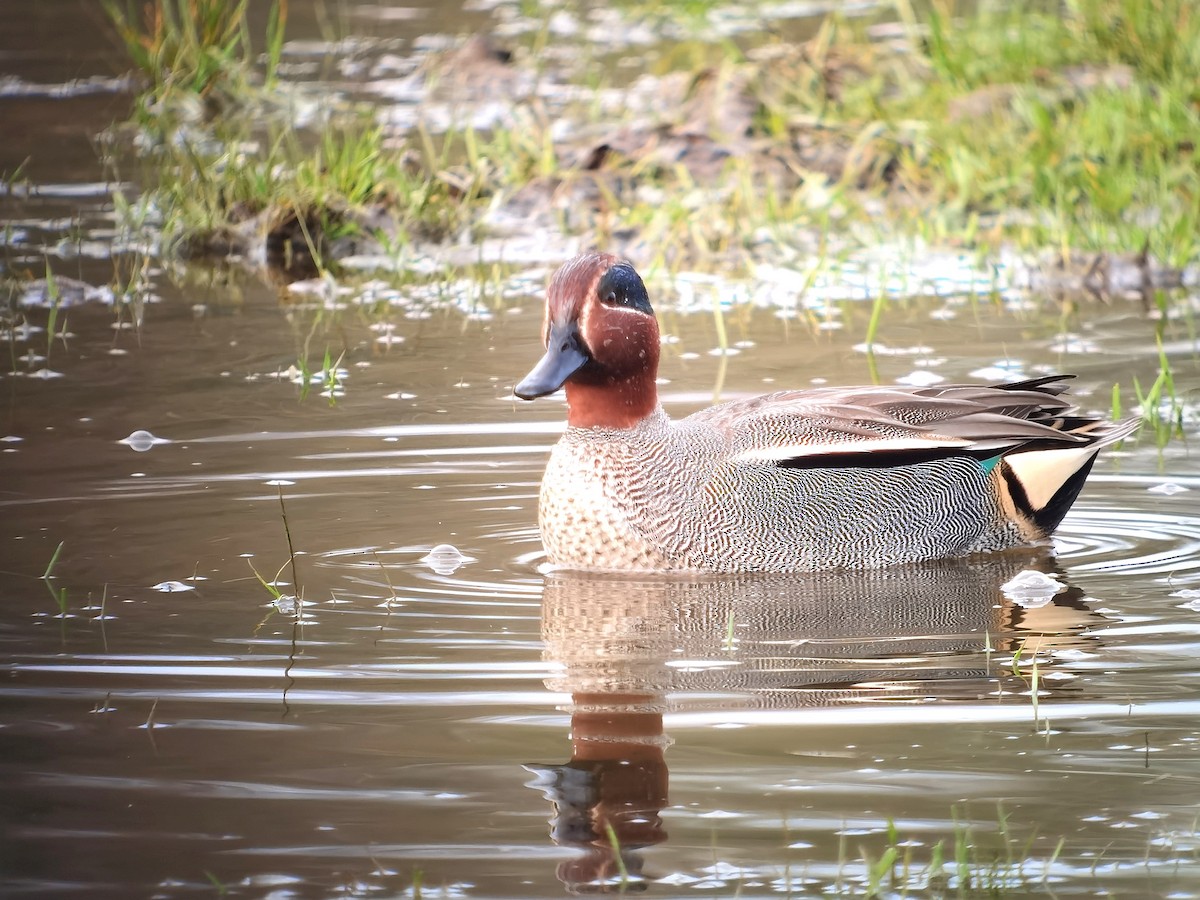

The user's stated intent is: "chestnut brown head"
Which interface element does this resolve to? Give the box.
[515,252,660,429]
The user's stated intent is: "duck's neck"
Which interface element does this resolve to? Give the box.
[564,376,659,429]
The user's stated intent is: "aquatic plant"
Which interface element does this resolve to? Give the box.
[104,0,286,115]
[1133,337,1186,449]
[41,540,65,581]
[295,347,346,405]
[834,805,1075,897]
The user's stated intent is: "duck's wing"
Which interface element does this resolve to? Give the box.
[685,376,1135,467]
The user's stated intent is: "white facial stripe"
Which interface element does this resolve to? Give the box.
[600,304,651,316]
[576,273,603,351]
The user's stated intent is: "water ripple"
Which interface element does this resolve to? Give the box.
[1058,505,1200,575]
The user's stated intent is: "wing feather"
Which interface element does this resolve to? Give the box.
[682,376,1123,468]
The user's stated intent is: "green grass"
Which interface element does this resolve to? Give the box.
[41,540,65,580]
[628,0,1199,269]
[839,805,1073,897]
[1133,335,1186,448]
[111,101,561,272]
[103,0,1200,286]
[41,263,62,367]
[104,0,286,115]
[296,347,346,404]
[746,0,1200,265]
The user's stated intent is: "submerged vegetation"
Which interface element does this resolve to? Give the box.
[101,0,1200,287]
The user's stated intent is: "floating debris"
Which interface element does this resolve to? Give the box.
[150,580,195,593]
[1174,590,1200,612]
[271,595,299,616]
[1148,482,1189,496]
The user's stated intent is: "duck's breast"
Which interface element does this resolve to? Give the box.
[537,422,687,571]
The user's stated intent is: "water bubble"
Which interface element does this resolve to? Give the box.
[421,543,474,575]
[120,430,170,452]
[1001,570,1065,607]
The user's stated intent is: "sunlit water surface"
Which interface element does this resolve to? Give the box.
[3,2,1200,898]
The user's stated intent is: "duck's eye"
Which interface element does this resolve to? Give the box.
[596,264,653,315]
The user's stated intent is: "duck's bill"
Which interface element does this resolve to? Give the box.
[514,321,589,399]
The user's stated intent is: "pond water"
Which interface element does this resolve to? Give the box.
[3,2,1200,898]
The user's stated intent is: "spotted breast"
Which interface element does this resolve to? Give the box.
[514,251,1139,573]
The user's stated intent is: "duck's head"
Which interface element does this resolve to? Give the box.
[515,252,660,429]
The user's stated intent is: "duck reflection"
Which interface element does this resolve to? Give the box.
[525,548,1108,892]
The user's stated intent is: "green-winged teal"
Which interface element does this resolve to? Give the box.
[515,251,1138,573]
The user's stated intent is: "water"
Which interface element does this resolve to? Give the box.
[3,2,1200,897]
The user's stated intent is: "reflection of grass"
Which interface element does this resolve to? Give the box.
[603,822,632,887]
[203,868,228,896]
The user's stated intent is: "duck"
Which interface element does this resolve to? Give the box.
[514,251,1139,573]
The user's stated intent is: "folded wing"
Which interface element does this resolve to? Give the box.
[685,375,1135,468]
